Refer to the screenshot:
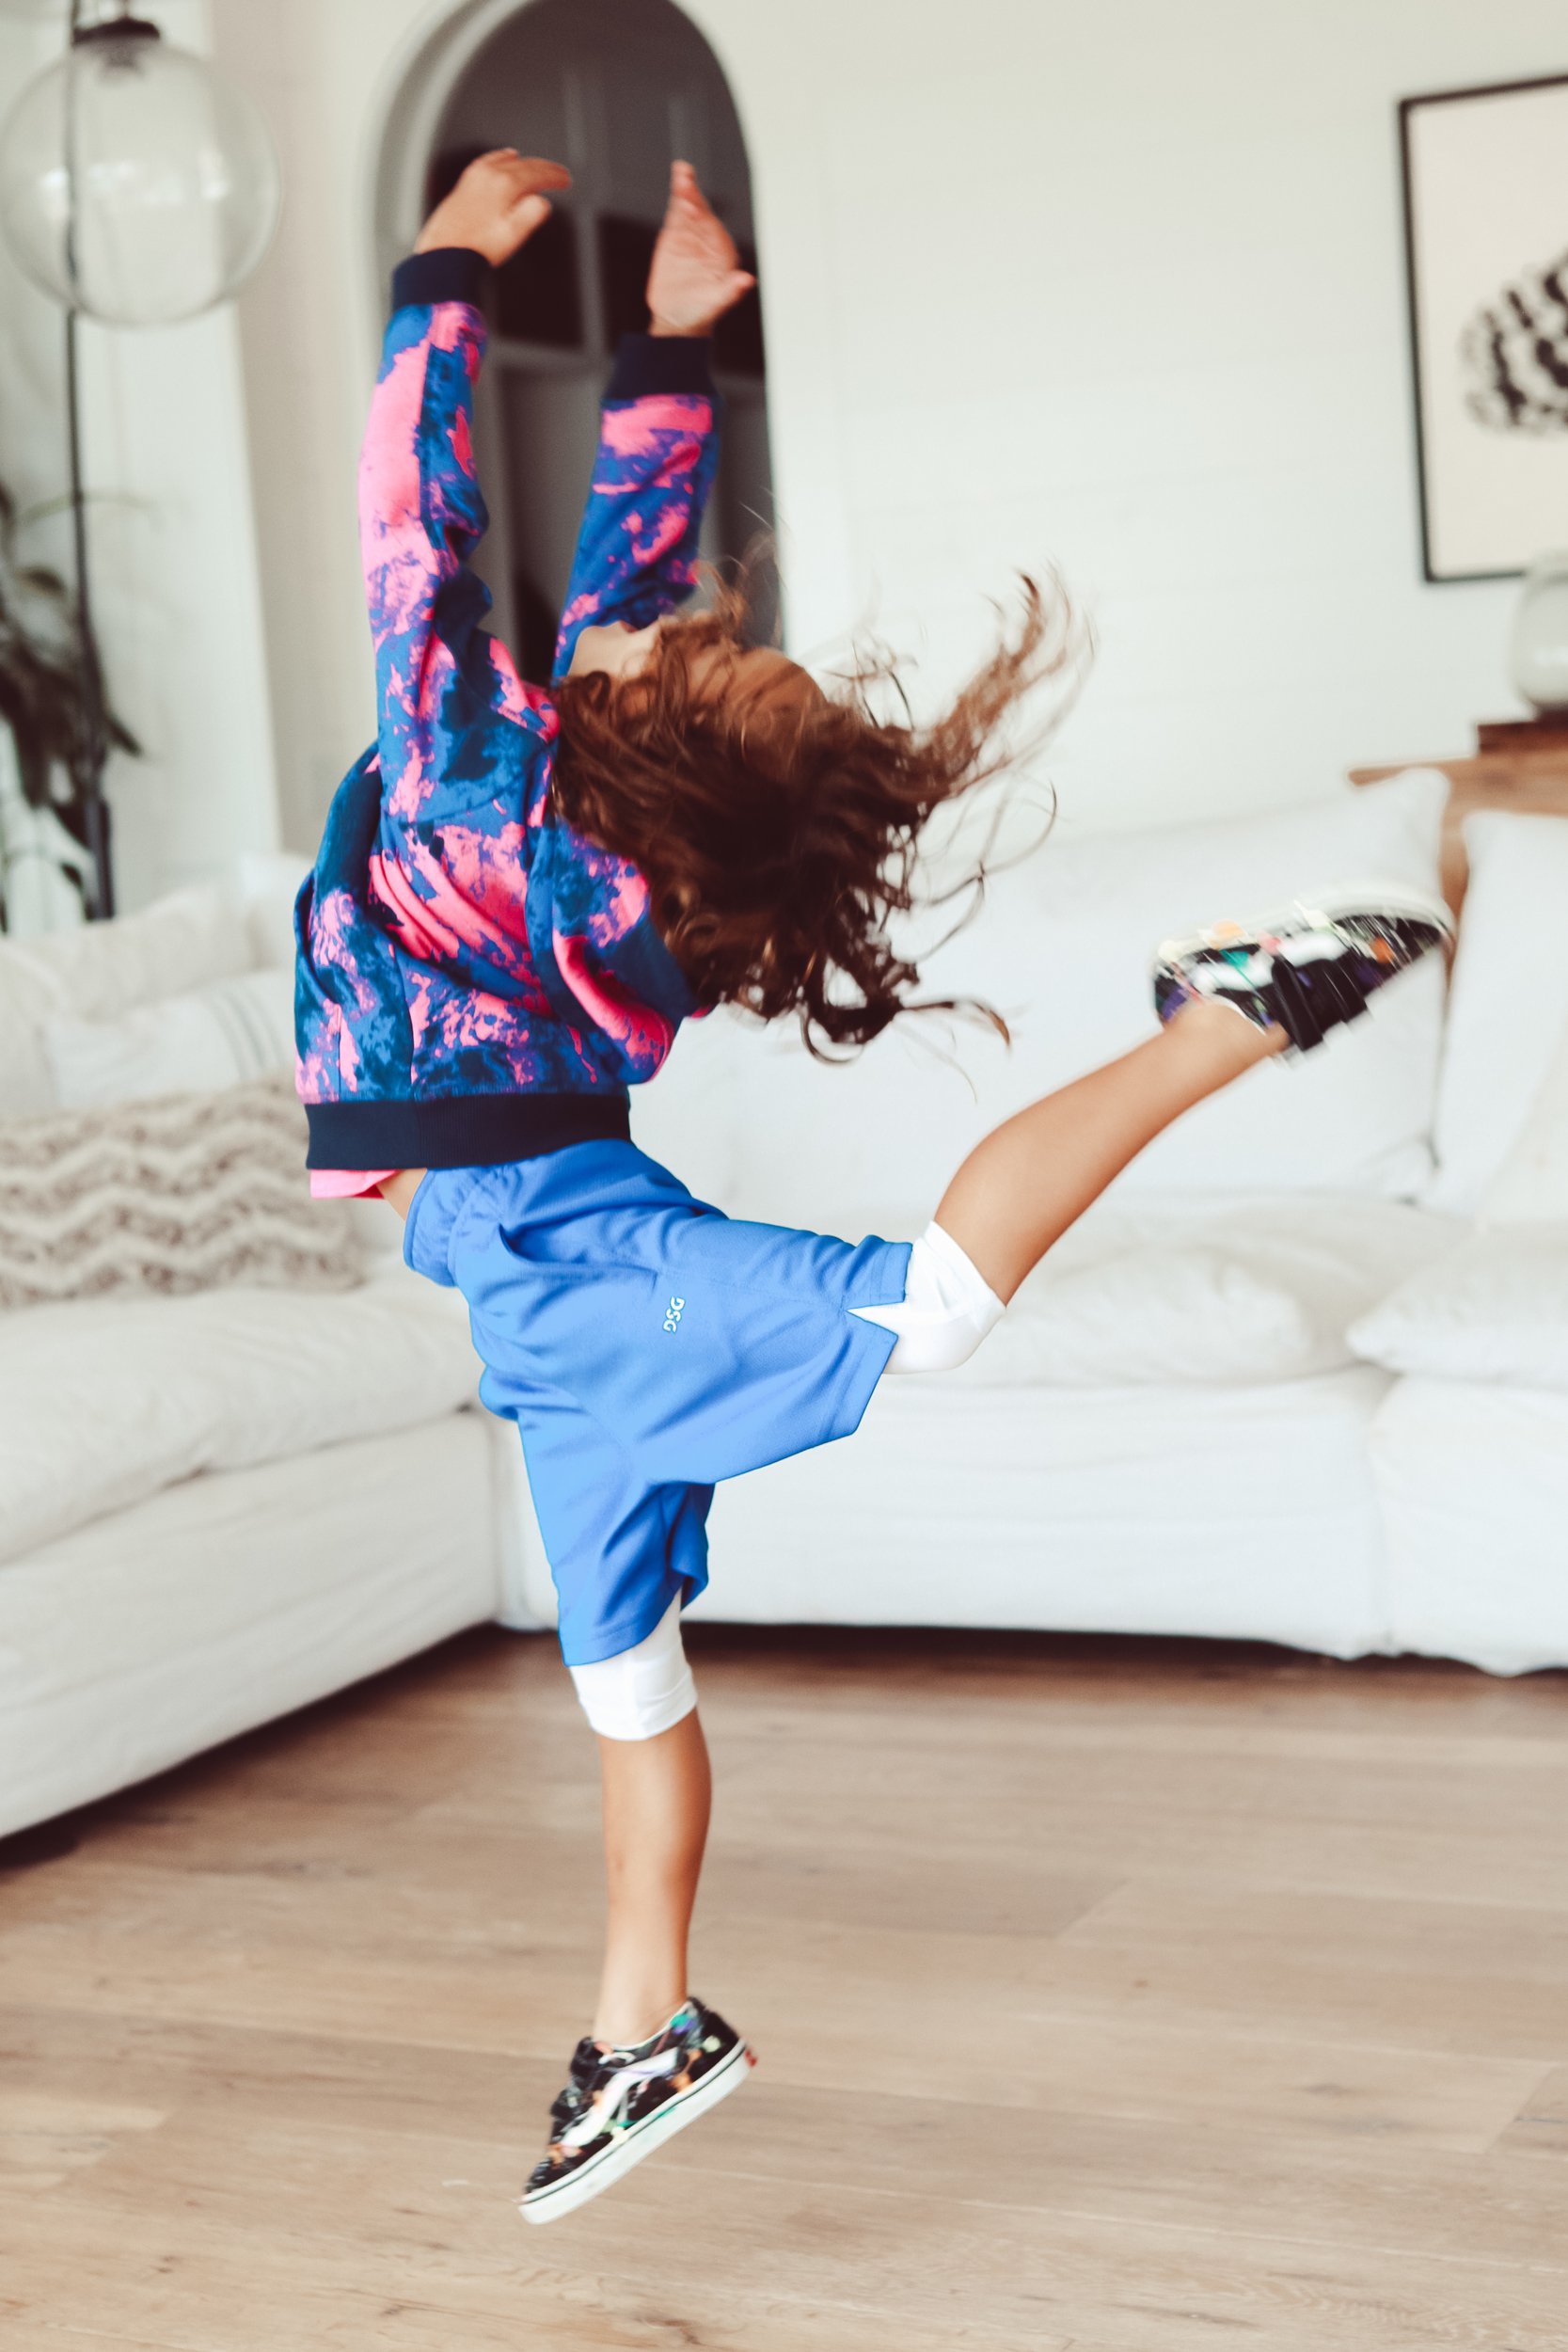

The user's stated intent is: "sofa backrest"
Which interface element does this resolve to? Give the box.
[645,771,1456,1237]
[19,779,1535,1246]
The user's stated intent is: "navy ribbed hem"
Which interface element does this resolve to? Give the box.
[605,332,717,402]
[304,1089,630,1170]
[391,247,489,312]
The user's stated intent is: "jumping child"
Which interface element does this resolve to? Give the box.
[295,151,1450,2222]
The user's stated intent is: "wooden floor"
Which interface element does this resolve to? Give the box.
[3,1626,1567,2351]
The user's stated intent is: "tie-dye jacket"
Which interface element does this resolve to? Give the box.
[294,246,720,1170]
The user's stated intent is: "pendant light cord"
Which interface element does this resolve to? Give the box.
[64,0,114,919]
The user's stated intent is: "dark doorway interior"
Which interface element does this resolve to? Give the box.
[427,0,775,684]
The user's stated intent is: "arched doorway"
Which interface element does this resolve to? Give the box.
[404,0,774,682]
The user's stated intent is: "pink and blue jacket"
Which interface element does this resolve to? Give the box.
[294,246,721,1171]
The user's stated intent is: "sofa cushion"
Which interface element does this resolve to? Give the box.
[1350,1226,1568,1389]
[1426,813,1568,1216]
[0,1268,482,1565]
[1480,997,1568,1229]
[965,1195,1461,1387]
[1371,1376,1568,1674]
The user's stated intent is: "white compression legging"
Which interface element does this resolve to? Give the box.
[568,1222,1004,1740]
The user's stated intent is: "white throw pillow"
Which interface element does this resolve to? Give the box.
[0,882,257,1120]
[1349,1226,1568,1389]
[963,1194,1460,1387]
[721,771,1449,1236]
[0,974,55,1119]
[1425,812,1568,1216]
[1479,1004,1568,1227]
[0,880,250,1022]
[236,849,311,971]
[41,967,295,1109]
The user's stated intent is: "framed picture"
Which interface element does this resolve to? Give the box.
[1400,72,1568,582]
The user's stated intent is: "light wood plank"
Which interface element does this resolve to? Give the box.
[5,2004,1561,2268]
[3,1627,1566,2349]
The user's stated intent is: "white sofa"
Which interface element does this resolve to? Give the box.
[3,777,1565,1838]
[0,860,543,1838]
[643,777,1568,1678]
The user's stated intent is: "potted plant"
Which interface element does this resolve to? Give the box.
[0,472,136,930]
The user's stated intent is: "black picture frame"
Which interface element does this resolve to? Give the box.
[1398,71,1568,585]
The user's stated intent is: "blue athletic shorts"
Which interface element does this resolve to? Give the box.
[403,1142,912,1665]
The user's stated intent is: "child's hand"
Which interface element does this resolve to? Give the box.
[646,161,755,337]
[414,149,571,268]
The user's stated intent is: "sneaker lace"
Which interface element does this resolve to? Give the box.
[557,2046,683,2152]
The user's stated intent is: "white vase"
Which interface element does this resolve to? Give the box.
[1510,553,1568,716]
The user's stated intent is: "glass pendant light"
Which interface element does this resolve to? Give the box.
[0,5,283,923]
[0,2,280,325]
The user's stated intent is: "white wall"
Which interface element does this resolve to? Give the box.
[0,0,280,920]
[211,0,1563,857]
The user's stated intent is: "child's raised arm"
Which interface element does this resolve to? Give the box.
[552,163,755,678]
[358,151,569,743]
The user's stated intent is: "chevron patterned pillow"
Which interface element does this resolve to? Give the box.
[0,1073,362,1309]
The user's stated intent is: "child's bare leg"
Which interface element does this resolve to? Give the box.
[593,1709,711,2047]
[936,999,1286,1301]
[585,1009,1277,2042]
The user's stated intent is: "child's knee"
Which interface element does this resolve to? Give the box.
[567,1597,698,1740]
[850,1221,1004,1375]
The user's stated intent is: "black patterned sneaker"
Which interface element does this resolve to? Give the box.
[1152,885,1453,1055]
[519,1996,753,2225]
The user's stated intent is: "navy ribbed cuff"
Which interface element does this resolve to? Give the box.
[605,332,717,401]
[390,247,489,313]
[304,1089,631,1171]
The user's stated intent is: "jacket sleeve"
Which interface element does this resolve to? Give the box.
[358,249,551,827]
[551,334,721,680]
[354,249,554,995]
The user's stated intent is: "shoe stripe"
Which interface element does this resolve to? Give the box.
[520,2039,754,2224]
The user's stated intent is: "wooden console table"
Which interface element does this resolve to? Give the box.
[1350,720,1568,909]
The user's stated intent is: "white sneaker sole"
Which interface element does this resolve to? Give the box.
[1154,880,1454,966]
[518,2038,755,2226]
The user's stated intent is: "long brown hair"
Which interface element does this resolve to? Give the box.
[549,568,1086,1054]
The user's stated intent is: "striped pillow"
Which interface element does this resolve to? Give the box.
[0,1073,361,1309]
[40,967,295,1111]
